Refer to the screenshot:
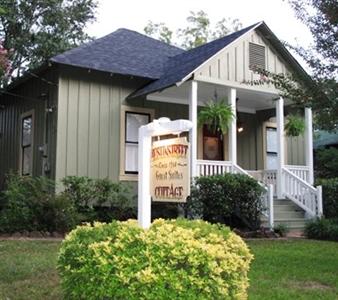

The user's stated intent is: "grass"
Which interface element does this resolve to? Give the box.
[248,239,338,299]
[0,239,337,299]
[0,240,62,300]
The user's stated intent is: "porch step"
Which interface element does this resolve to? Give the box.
[262,198,307,230]
[273,204,303,212]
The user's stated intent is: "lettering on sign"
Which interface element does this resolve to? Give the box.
[150,137,190,202]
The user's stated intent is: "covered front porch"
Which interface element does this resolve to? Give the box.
[136,78,322,226]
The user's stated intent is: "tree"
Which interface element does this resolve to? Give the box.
[0,43,10,80]
[0,0,97,81]
[144,11,242,49]
[252,0,337,131]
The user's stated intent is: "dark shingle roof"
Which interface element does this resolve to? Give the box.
[129,22,261,98]
[51,22,261,97]
[50,28,184,79]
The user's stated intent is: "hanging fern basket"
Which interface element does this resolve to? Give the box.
[198,99,234,135]
[285,114,305,137]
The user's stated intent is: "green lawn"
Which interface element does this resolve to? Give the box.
[0,239,337,299]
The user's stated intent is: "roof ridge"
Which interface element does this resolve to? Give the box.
[171,21,262,60]
[51,28,184,62]
[114,28,185,53]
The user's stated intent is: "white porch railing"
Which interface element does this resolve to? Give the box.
[248,170,277,197]
[285,165,310,183]
[282,167,322,217]
[196,160,233,176]
[196,160,274,228]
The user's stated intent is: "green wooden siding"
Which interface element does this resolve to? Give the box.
[0,68,58,188]
[55,67,149,183]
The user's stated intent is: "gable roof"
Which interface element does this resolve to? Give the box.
[50,28,184,79]
[129,22,261,98]
[49,21,310,100]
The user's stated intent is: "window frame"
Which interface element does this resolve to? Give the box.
[124,111,151,175]
[19,110,35,176]
[119,105,154,181]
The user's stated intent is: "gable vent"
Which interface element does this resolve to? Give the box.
[249,42,266,70]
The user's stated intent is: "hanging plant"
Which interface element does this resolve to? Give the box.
[198,99,234,135]
[285,114,305,137]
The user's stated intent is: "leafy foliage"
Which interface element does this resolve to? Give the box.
[144,10,242,49]
[250,0,337,131]
[197,99,234,135]
[58,219,253,300]
[315,147,338,179]
[316,177,338,219]
[0,174,135,233]
[186,173,265,230]
[0,43,10,79]
[0,173,78,233]
[285,114,305,137]
[305,218,338,241]
[61,176,135,221]
[273,224,290,237]
[0,0,97,81]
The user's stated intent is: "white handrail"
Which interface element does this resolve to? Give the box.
[282,167,322,217]
[285,165,310,183]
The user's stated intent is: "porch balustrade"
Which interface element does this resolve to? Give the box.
[285,165,310,183]
[194,159,323,226]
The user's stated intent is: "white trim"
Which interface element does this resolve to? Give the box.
[147,94,256,113]
[176,22,264,86]
[305,107,314,185]
[119,105,155,181]
[195,75,279,95]
[228,88,237,164]
[189,80,198,177]
[276,97,284,199]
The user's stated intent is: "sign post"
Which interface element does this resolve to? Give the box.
[138,118,193,229]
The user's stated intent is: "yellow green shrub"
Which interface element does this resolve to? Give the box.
[58,219,253,299]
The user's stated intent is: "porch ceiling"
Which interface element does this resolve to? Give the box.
[146,81,290,112]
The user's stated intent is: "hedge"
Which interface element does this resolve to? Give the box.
[58,219,253,300]
[315,178,338,219]
[186,173,265,230]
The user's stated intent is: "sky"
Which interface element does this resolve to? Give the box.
[86,0,313,48]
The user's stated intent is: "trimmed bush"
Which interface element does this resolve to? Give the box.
[62,176,135,221]
[0,174,78,233]
[305,218,338,242]
[316,177,338,219]
[186,173,265,230]
[58,219,253,300]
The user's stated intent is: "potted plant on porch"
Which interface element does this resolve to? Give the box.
[197,98,234,135]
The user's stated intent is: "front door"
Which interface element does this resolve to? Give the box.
[202,125,224,161]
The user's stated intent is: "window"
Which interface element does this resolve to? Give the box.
[266,127,277,170]
[249,42,266,70]
[20,112,34,175]
[124,111,151,174]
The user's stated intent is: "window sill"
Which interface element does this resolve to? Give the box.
[119,174,138,182]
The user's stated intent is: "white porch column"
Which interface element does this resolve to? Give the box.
[276,97,285,199]
[305,107,314,185]
[228,88,237,165]
[189,80,198,177]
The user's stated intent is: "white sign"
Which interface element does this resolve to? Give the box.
[150,137,190,202]
[137,118,193,228]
